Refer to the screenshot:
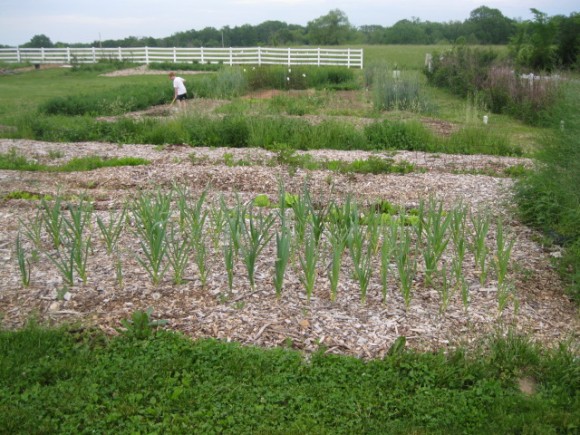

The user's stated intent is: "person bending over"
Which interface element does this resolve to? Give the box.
[169,72,187,110]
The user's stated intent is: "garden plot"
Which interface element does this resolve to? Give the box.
[0,138,577,358]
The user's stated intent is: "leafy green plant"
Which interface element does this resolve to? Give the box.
[166,223,192,285]
[239,207,275,289]
[118,308,168,340]
[327,212,349,302]
[61,196,93,283]
[185,192,209,288]
[40,195,64,248]
[380,220,397,303]
[96,206,127,255]
[299,231,319,301]
[131,190,172,285]
[209,203,226,251]
[19,209,43,249]
[352,242,374,304]
[253,194,271,208]
[15,233,31,287]
[274,229,291,298]
[470,211,491,286]
[46,244,75,286]
[395,226,416,311]
[422,197,452,287]
[222,237,235,293]
[437,263,453,314]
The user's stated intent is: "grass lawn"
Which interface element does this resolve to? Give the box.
[0,324,578,434]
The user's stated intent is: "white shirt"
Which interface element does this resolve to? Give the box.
[173,76,187,96]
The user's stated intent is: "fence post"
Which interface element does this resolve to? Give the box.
[16,46,21,63]
[229,47,233,66]
[317,47,320,67]
[201,47,204,64]
[145,46,149,64]
[66,47,71,63]
[40,47,45,63]
[287,47,291,66]
[347,48,351,68]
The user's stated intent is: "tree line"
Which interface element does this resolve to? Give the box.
[7,6,579,71]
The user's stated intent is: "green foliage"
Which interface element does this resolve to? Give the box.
[0,148,41,171]
[444,126,522,156]
[58,156,150,172]
[195,67,248,98]
[367,65,433,113]
[426,46,499,97]
[4,191,52,201]
[253,194,271,207]
[515,80,580,301]
[38,83,169,116]
[117,308,168,340]
[509,9,558,71]
[70,59,137,73]
[244,65,356,91]
[0,149,150,172]
[425,45,561,126]
[3,323,576,433]
[10,106,521,158]
[364,119,434,151]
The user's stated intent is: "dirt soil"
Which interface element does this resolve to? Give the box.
[0,135,577,358]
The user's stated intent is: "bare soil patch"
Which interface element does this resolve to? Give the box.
[0,138,576,358]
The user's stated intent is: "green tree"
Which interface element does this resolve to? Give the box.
[510,9,558,71]
[22,34,54,48]
[555,13,580,69]
[306,9,354,45]
[464,6,516,44]
[384,19,428,44]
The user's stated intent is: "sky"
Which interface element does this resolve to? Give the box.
[0,0,577,46]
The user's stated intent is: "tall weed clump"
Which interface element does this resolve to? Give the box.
[195,67,248,98]
[486,66,561,126]
[515,81,580,301]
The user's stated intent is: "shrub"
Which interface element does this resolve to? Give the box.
[425,46,499,97]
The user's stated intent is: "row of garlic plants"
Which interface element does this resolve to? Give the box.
[16,183,517,314]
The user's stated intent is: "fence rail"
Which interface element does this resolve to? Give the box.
[0,46,363,68]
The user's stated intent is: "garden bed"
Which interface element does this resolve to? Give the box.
[0,138,577,358]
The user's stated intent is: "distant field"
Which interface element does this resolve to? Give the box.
[346,44,509,70]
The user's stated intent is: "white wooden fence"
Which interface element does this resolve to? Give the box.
[0,46,363,68]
